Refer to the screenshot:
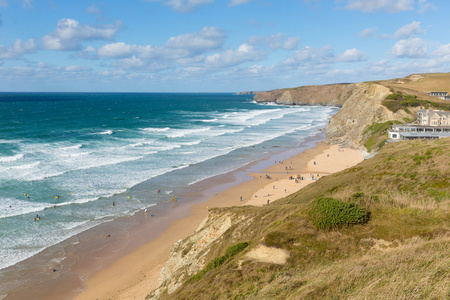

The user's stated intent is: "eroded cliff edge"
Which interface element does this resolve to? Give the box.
[254,82,413,150]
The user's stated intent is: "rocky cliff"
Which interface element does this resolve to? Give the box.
[254,82,415,150]
[324,82,415,149]
[253,83,354,106]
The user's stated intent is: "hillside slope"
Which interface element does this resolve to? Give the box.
[149,138,450,300]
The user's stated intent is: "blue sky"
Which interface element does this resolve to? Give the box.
[0,0,448,92]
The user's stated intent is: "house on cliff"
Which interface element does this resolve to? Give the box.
[417,109,450,126]
[388,109,450,140]
[429,91,450,100]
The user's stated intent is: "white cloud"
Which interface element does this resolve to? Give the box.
[432,44,450,57]
[391,38,428,58]
[86,4,101,14]
[342,0,414,13]
[145,0,214,13]
[98,42,134,58]
[283,45,367,67]
[229,0,252,6]
[359,27,377,38]
[0,38,37,60]
[42,18,121,51]
[335,48,367,62]
[394,21,422,39]
[418,0,436,13]
[204,43,265,68]
[248,33,300,50]
[166,27,225,52]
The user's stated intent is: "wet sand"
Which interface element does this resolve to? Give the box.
[73,142,364,300]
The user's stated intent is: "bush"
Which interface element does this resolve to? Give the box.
[308,197,369,229]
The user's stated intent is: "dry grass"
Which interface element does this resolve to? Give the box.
[157,138,450,300]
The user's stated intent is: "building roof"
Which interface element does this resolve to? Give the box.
[399,132,450,138]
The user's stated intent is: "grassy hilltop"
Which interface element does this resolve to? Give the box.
[151,138,449,300]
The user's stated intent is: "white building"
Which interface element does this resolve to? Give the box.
[417,109,450,126]
[429,92,449,99]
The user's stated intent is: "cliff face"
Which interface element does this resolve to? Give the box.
[253,83,355,106]
[325,82,410,149]
[149,211,248,299]
[254,82,413,150]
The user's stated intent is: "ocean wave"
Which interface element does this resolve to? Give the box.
[140,127,170,133]
[0,197,51,219]
[0,153,24,163]
[96,130,113,135]
[201,118,219,123]
[0,161,41,172]
[60,144,83,151]
[0,139,22,144]
[165,127,212,138]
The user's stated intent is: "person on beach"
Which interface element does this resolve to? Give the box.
[240,196,242,201]
[113,201,115,207]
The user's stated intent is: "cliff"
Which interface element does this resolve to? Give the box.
[253,83,354,106]
[324,82,415,149]
[254,82,415,151]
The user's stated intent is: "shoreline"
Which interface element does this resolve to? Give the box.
[73,140,365,299]
[2,133,329,299]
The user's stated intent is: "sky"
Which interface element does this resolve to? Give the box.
[0,0,449,92]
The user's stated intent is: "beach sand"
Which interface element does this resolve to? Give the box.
[73,142,364,300]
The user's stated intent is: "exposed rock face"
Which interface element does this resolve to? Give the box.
[254,82,414,150]
[149,212,240,299]
[325,83,390,148]
[325,82,417,149]
[254,83,355,106]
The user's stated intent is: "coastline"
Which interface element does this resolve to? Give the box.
[1,132,326,300]
[74,140,364,299]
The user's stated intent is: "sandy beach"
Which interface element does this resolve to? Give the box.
[73,142,364,300]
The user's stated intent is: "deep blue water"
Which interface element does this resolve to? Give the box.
[0,92,336,270]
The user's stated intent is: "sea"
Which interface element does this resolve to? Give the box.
[0,92,337,273]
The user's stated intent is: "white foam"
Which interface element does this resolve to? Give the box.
[165,127,212,138]
[96,130,113,135]
[60,144,83,151]
[0,197,50,219]
[0,139,22,144]
[0,153,24,163]
[140,127,170,133]
[201,118,219,123]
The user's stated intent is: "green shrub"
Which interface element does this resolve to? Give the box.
[383,91,450,112]
[308,197,369,229]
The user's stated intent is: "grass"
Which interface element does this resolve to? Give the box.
[363,121,401,152]
[186,242,249,283]
[152,138,450,300]
[382,91,450,113]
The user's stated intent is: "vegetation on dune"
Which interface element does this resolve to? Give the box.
[152,138,450,300]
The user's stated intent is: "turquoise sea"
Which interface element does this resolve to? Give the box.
[0,93,336,271]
